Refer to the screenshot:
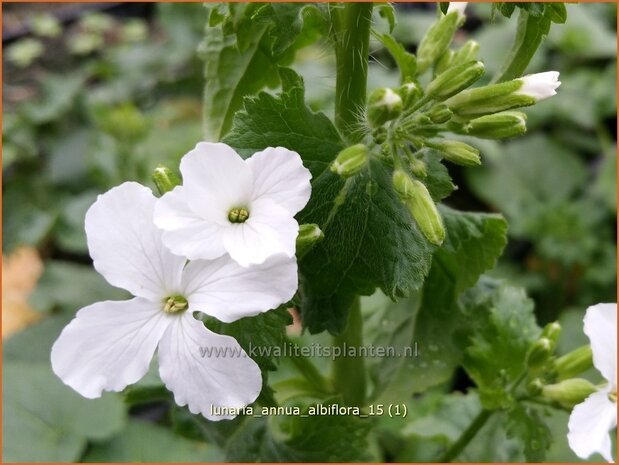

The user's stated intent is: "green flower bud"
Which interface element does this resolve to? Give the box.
[152,165,181,195]
[331,144,369,178]
[451,40,479,67]
[398,82,423,108]
[527,378,544,396]
[429,140,480,166]
[296,224,324,258]
[434,49,454,76]
[373,127,388,144]
[541,321,562,346]
[465,111,527,139]
[554,345,593,381]
[425,104,453,124]
[393,171,445,245]
[542,378,597,408]
[367,88,403,127]
[526,337,553,371]
[426,61,485,101]
[445,72,560,119]
[417,10,462,74]
[409,157,428,179]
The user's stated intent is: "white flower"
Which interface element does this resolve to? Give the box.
[153,142,312,267]
[51,182,298,420]
[447,2,468,19]
[516,71,561,101]
[568,303,617,462]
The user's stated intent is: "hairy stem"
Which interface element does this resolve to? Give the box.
[438,408,493,462]
[331,2,373,142]
[332,297,367,406]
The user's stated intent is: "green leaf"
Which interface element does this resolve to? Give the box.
[226,403,374,461]
[547,3,567,24]
[492,9,551,83]
[376,4,396,32]
[4,313,73,363]
[505,404,552,461]
[463,285,541,409]
[367,209,507,402]
[3,363,126,462]
[223,70,343,178]
[83,419,222,462]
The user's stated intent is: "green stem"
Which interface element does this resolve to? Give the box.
[438,408,493,462]
[332,297,366,406]
[287,339,334,394]
[331,2,373,142]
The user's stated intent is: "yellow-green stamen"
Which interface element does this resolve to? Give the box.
[228,207,250,223]
[163,295,188,313]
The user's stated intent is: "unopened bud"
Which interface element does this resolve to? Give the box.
[426,60,485,101]
[465,111,527,139]
[373,127,388,144]
[152,165,181,195]
[434,49,454,76]
[393,171,445,245]
[554,345,593,381]
[542,379,597,408]
[430,140,480,166]
[398,82,423,108]
[526,337,553,371]
[409,157,427,178]
[417,9,463,74]
[527,378,544,396]
[425,104,453,124]
[367,88,403,127]
[331,144,369,178]
[296,224,324,258]
[452,40,479,67]
[541,321,562,346]
[445,72,560,119]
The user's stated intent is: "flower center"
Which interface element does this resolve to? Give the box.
[228,207,250,223]
[609,390,617,403]
[163,295,188,313]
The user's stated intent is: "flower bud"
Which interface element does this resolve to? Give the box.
[426,60,485,101]
[331,144,369,178]
[434,49,454,76]
[465,111,527,139]
[429,140,480,166]
[446,2,468,21]
[367,88,403,127]
[409,157,428,178]
[541,321,562,346]
[425,104,453,124]
[554,345,593,381]
[296,223,324,258]
[373,127,388,144]
[526,337,553,371]
[527,378,544,396]
[452,40,479,67]
[416,10,462,74]
[152,165,181,195]
[445,71,561,119]
[393,170,445,245]
[398,82,423,108]
[542,379,597,408]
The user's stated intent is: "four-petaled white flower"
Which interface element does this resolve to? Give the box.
[153,142,312,267]
[516,71,561,101]
[567,303,617,462]
[51,182,298,420]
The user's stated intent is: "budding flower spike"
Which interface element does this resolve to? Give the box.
[153,142,312,267]
[567,303,617,462]
[51,183,298,420]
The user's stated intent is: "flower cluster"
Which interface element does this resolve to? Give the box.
[51,143,312,420]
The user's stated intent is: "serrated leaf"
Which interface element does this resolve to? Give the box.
[505,404,552,461]
[368,209,507,402]
[463,285,541,409]
[3,363,126,462]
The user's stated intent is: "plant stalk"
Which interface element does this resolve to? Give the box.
[438,408,492,462]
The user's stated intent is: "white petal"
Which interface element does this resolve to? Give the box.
[246,147,312,215]
[85,182,185,300]
[157,312,262,420]
[568,389,617,462]
[584,303,617,387]
[51,298,170,398]
[179,142,253,208]
[224,198,298,267]
[517,71,561,101]
[447,1,467,18]
[154,186,227,261]
[182,254,298,323]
